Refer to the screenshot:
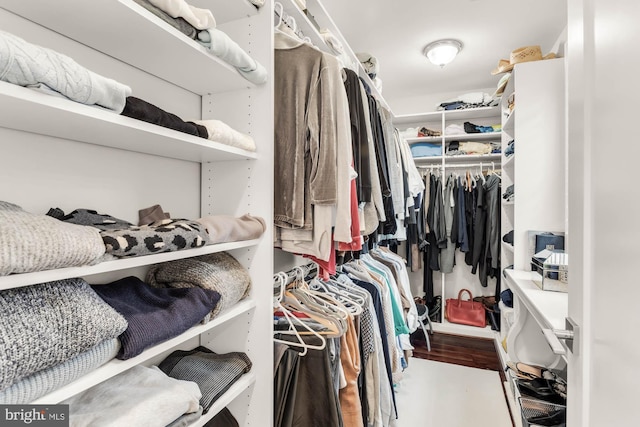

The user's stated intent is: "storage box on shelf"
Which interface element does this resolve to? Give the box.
[0,1,273,424]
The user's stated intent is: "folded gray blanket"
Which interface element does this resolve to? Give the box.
[0,339,119,404]
[101,218,210,258]
[0,201,106,276]
[146,252,251,317]
[0,30,131,112]
[0,279,128,390]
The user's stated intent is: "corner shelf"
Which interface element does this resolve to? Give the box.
[503,154,515,168]
[504,269,568,331]
[0,82,259,163]
[0,0,257,95]
[394,106,500,126]
[32,299,257,404]
[0,239,261,291]
[189,372,257,427]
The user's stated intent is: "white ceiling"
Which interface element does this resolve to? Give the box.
[321,0,567,113]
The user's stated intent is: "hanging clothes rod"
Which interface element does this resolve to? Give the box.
[418,162,496,169]
[273,3,307,41]
[274,263,317,287]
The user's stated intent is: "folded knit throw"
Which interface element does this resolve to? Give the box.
[100,218,210,258]
[63,365,201,427]
[191,120,256,152]
[146,252,251,317]
[195,214,265,244]
[0,201,106,276]
[92,276,221,360]
[159,346,252,413]
[0,339,119,404]
[0,30,131,112]
[0,278,128,390]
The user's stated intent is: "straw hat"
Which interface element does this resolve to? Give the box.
[491,45,556,75]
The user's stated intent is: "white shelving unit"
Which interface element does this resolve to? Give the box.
[0,1,273,425]
[498,58,568,407]
[393,106,502,338]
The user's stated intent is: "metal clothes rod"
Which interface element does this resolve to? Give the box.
[273,4,307,41]
[275,263,317,287]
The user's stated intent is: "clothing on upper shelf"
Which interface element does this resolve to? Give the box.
[192,119,257,151]
[197,28,267,85]
[132,0,198,39]
[148,0,216,30]
[0,30,132,112]
[196,214,266,244]
[410,142,441,158]
[121,96,208,138]
[138,204,171,225]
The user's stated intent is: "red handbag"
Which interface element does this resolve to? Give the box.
[445,289,487,327]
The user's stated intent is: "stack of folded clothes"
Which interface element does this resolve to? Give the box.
[0,279,128,403]
[92,276,222,359]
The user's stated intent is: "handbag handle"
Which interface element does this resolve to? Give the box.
[457,288,473,301]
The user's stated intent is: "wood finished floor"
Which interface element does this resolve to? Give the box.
[410,330,506,383]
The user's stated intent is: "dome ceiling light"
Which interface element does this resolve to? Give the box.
[423,39,463,68]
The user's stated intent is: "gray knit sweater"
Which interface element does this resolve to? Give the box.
[146,252,251,317]
[0,278,128,390]
[0,201,106,276]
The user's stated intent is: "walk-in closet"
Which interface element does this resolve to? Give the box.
[0,0,637,426]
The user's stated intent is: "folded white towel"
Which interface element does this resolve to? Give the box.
[148,0,216,29]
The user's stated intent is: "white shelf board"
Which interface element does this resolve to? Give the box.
[0,239,261,291]
[189,372,257,427]
[503,243,515,253]
[32,299,257,404]
[503,200,515,206]
[0,82,258,163]
[413,156,444,164]
[394,106,500,125]
[431,320,496,339]
[445,153,502,163]
[405,132,502,144]
[504,269,568,331]
[0,0,255,95]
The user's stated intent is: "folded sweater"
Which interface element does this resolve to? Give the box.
[0,201,106,276]
[121,96,209,138]
[92,276,221,360]
[63,365,201,427]
[192,119,256,152]
[0,278,128,390]
[133,0,197,39]
[195,214,266,244]
[159,347,252,413]
[0,30,131,112]
[0,339,119,404]
[146,252,251,317]
[148,0,216,29]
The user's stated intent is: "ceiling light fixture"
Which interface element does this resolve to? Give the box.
[423,39,463,68]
